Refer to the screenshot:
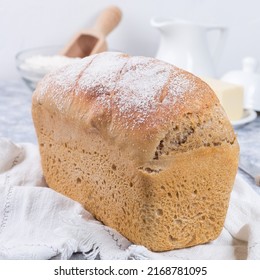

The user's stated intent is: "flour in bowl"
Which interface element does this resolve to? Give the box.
[19,55,80,74]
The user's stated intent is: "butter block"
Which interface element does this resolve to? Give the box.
[202,77,244,121]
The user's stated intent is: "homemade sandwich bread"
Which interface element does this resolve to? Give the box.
[32,52,239,251]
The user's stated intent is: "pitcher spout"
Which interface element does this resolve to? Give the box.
[150,17,175,31]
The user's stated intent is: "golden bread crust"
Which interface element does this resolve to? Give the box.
[32,52,239,251]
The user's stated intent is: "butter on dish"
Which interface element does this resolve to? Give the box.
[202,77,244,121]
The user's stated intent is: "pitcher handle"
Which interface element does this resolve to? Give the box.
[206,26,228,65]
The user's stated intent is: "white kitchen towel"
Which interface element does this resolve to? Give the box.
[0,137,259,260]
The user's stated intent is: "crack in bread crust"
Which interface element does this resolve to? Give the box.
[153,106,236,160]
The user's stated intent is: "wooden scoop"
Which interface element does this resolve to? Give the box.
[61,6,122,58]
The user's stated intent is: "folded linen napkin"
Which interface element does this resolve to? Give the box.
[0,137,259,260]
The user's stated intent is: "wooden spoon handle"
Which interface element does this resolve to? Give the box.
[94,6,122,36]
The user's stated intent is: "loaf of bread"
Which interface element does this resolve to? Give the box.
[32,52,239,251]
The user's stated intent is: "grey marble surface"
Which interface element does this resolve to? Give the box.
[0,80,260,194]
[0,80,37,143]
[235,112,260,194]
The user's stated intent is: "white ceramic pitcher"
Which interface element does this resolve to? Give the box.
[151,18,228,77]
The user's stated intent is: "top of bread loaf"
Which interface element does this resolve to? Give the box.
[33,52,236,167]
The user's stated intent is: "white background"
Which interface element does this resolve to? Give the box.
[1,0,260,79]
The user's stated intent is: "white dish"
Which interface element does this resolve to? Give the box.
[231,109,257,128]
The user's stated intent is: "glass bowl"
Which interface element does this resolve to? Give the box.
[15,46,80,91]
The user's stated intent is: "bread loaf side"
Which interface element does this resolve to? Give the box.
[32,52,239,251]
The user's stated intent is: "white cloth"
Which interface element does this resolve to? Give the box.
[0,137,259,260]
